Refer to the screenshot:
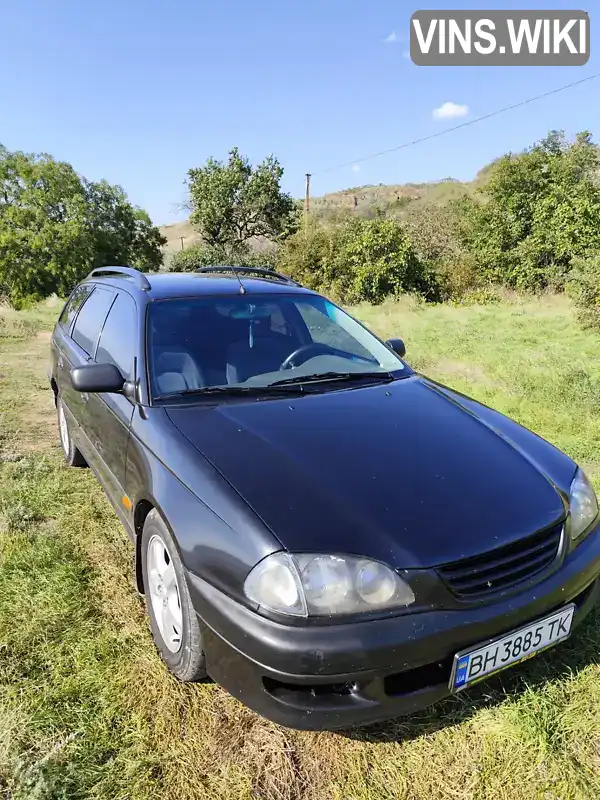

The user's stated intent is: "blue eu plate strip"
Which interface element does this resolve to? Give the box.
[454,655,470,688]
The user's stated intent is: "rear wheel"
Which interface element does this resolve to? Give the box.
[57,397,86,467]
[141,510,207,681]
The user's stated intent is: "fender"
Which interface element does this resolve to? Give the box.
[125,404,282,604]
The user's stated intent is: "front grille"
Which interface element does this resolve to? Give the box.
[437,522,563,600]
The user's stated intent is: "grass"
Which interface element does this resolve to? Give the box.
[1,293,600,799]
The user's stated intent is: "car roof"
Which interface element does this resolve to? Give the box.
[80,270,317,301]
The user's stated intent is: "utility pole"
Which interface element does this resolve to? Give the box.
[304,173,311,233]
[180,236,185,251]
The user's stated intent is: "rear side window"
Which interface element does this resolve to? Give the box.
[59,285,93,331]
[96,292,137,380]
[71,287,116,357]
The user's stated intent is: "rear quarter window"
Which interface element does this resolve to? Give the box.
[71,287,116,357]
[58,285,93,332]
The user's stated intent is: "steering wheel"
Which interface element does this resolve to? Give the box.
[279,343,334,370]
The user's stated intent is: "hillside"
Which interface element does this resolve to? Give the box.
[312,176,474,215]
[158,219,199,263]
[158,172,487,264]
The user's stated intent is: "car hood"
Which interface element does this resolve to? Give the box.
[166,376,573,569]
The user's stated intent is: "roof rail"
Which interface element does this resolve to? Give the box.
[195,265,302,287]
[87,266,151,291]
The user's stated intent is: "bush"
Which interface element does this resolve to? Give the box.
[168,243,222,271]
[452,286,504,306]
[276,221,337,291]
[566,253,600,330]
[454,131,600,292]
[169,243,276,273]
[277,217,434,304]
[331,218,433,303]
[237,248,277,270]
[402,203,477,299]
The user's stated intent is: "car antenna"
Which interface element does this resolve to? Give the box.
[232,265,246,295]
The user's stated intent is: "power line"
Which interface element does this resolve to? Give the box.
[312,72,600,177]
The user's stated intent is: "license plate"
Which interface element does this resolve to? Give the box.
[450,603,575,692]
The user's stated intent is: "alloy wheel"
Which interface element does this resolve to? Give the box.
[59,403,69,455]
[147,534,183,653]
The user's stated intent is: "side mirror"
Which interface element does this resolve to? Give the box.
[70,362,125,394]
[386,338,406,358]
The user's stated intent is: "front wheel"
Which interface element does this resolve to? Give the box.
[141,510,207,681]
[57,397,86,467]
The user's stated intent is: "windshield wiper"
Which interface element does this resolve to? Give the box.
[154,372,396,401]
[268,371,395,388]
[154,384,306,400]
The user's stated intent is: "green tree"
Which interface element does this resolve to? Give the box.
[0,145,165,305]
[83,180,165,271]
[129,208,167,271]
[186,147,298,258]
[0,148,90,301]
[455,131,600,291]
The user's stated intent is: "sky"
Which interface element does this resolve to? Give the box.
[1,0,598,225]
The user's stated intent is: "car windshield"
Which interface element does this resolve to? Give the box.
[147,293,406,399]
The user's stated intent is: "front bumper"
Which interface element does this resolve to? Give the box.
[186,524,600,731]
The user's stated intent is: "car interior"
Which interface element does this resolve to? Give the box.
[149,301,306,395]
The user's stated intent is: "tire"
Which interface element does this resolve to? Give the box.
[57,397,87,467]
[141,509,207,681]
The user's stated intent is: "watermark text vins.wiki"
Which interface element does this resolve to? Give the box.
[410,10,590,65]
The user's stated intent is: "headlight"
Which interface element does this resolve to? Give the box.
[243,553,415,617]
[569,468,599,541]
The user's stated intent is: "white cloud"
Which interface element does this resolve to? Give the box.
[384,31,398,43]
[432,101,469,120]
[351,164,361,172]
